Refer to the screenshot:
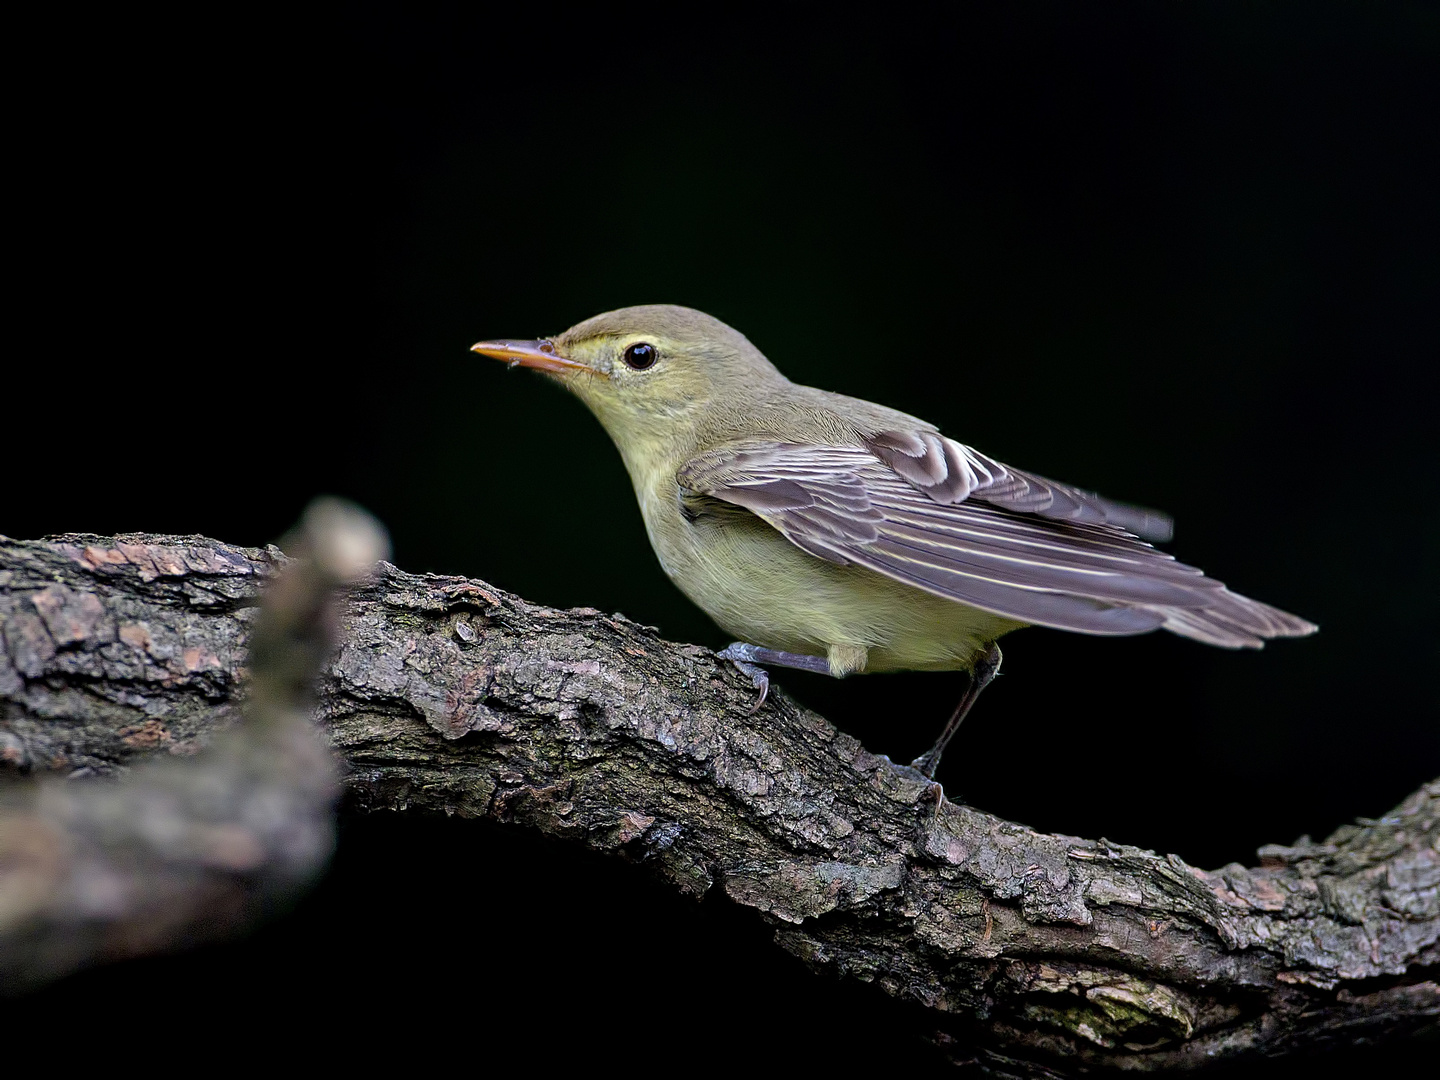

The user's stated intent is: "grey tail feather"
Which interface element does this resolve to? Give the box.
[1149,589,1318,650]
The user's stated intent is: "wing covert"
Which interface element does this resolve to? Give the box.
[865,429,1173,541]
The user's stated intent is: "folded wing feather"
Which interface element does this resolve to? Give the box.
[677,434,1316,647]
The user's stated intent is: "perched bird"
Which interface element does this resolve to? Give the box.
[473,305,1315,777]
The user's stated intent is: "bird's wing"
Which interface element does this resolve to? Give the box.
[864,429,1174,541]
[678,438,1244,638]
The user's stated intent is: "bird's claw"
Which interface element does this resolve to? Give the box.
[898,754,956,806]
[882,756,953,807]
[717,644,770,713]
[908,749,941,780]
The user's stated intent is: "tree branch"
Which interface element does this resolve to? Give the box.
[1,532,1435,1070]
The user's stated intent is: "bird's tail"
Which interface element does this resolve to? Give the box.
[1147,589,1318,649]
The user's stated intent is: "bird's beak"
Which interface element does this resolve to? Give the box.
[470,338,602,377]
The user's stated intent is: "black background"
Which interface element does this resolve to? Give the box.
[8,2,1437,1070]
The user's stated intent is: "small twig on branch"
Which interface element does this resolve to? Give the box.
[0,531,1435,1072]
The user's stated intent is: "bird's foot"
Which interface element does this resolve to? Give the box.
[717,643,770,714]
[883,757,953,807]
[890,759,933,784]
[716,642,831,713]
[908,748,942,780]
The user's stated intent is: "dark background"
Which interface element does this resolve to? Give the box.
[9,2,1437,1070]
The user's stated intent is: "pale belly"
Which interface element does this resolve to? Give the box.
[639,485,1025,674]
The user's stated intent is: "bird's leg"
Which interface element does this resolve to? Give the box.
[909,643,1003,780]
[716,642,830,713]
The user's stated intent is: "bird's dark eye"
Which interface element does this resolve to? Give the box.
[622,342,658,370]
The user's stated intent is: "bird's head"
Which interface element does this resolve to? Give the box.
[472,304,785,465]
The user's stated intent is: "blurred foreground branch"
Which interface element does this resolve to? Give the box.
[0,510,386,992]
[1,531,1435,1073]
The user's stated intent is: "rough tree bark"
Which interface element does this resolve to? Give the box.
[1,532,1435,1072]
